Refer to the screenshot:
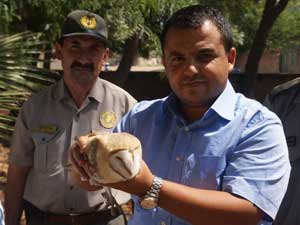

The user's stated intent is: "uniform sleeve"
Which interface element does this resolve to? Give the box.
[263,94,274,111]
[114,110,133,134]
[9,102,34,167]
[124,94,137,113]
[114,102,141,134]
[222,110,291,220]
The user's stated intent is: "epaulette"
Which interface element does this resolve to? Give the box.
[270,77,300,97]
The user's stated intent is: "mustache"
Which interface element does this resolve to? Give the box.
[183,74,207,83]
[71,62,94,71]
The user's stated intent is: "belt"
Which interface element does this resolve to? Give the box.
[23,199,119,225]
[47,210,112,225]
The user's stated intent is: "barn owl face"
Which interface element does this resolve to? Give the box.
[82,132,142,184]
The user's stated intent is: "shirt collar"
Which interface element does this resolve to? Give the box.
[52,77,104,103]
[52,78,69,101]
[163,81,237,122]
[210,81,237,121]
[86,78,104,103]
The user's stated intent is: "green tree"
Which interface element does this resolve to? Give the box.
[0,0,201,86]
[1,1,300,99]
[241,0,291,97]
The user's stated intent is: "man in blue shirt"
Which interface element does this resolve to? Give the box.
[0,202,4,225]
[71,5,291,225]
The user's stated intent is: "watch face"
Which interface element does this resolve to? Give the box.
[140,197,158,209]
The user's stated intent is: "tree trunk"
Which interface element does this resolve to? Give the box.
[108,33,139,87]
[241,0,290,98]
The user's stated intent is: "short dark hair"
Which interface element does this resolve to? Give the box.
[161,5,233,53]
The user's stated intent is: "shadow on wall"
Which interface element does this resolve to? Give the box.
[101,71,172,101]
[229,72,300,102]
[101,71,299,103]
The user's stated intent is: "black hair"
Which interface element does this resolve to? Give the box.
[160,5,233,53]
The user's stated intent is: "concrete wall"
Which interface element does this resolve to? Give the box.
[235,50,281,74]
[235,49,300,74]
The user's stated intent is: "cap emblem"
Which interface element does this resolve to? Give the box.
[80,15,97,29]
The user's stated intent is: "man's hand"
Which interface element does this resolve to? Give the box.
[69,132,152,195]
[69,133,103,190]
[106,160,154,197]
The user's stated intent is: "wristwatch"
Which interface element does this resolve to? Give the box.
[139,176,163,209]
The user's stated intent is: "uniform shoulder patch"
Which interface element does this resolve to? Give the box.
[270,77,300,97]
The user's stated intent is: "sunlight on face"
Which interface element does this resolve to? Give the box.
[56,35,108,88]
[162,21,235,110]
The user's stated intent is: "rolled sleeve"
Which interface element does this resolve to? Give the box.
[223,112,291,219]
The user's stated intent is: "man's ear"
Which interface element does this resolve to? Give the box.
[54,42,63,60]
[161,55,170,79]
[101,48,110,63]
[227,47,236,72]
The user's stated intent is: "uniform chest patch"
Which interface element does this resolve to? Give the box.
[100,111,117,129]
[32,125,58,134]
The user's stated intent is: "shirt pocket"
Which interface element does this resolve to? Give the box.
[31,130,66,174]
[182,155,226,189]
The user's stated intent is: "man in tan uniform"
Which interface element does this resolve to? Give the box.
[265,77,300,225]
[5,10,136,225]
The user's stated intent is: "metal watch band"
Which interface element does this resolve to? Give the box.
[145,176,163,199]
[139,176,163,209]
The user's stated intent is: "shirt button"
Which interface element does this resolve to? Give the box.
[70,186,74,190]
[176,156,181,161]
[184,127,189,132]
[161,221,166,225]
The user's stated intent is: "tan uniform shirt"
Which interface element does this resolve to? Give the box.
[10,77,136,214]
[265,78,300,225]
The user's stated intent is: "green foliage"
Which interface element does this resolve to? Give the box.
[225,1,264,52]
[2,0,299,55]
[0,32,59,143]
[0,0,202,57]
[0,0,18,33]
[267,0,300,49]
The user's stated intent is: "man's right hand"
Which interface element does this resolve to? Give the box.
[69,133,103,191]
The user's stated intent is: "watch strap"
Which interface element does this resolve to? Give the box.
[145,176,163,200]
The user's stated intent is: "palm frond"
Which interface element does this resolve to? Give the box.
[0,32,60,144]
